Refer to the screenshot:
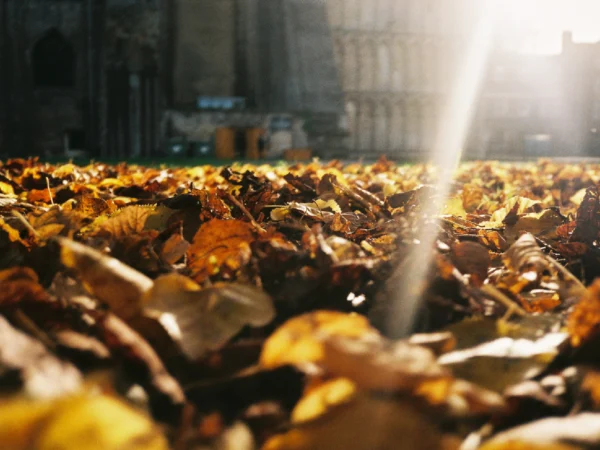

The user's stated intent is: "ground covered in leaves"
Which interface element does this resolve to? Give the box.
[4,157,600,449]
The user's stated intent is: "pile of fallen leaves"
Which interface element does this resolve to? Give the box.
[5,157,600,448]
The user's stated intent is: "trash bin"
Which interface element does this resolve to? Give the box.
[215,128,235,160]
[165,137,188,157]
[190,141,214,158]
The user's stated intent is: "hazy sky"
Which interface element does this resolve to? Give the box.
[500,0,600,54]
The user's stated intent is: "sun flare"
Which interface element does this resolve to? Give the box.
[497,0,600,54]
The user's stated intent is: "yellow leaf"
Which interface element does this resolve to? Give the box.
[0,181,15,195]
[291,378,357,424]
[442,196,467,218]
[0,394,169,450]
[260,311,379,370]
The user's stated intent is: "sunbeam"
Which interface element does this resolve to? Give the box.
[383,0,501,338]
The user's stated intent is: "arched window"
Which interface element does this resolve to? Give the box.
[345,101,358,150]
[407,43,420,91]
[344,0,360,29]
[343,40,358,91]
[358,102,374,151]
[360,0,375,30]
[32,29,75,88]
[327,0,344,28]
[374,103,390,152]
[358,40,375,91]
[392,44,405,91]
[376,43,391,91]
[390,103,405,153]
[406,102,421,151]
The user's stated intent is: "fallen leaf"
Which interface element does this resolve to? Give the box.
[568,278,600,346]
[57,238,153,319]
[479,413,600,450]
[187,219,255,281]
[290,377,357,424]
[438,332,567,393]
[0,394,169,450]
[144,273,275,359]
[98,205,153,238]
[260,311,379,370]
[262,393,447,450]
[0,315,81,399]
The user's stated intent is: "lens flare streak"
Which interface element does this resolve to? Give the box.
[384,0,500,337]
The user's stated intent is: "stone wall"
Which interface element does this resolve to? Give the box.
[173,0,236,107]
[0,0,89,155]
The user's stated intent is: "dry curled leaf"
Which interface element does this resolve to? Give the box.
[57,237,153,319]
[503,233,550,274]
[97,205,153,238]
[0,315,81,399]
[322,336,450,392]
[451,241,490,286]
[144,273,275,359]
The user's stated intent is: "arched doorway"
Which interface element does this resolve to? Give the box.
[32,29,75,88]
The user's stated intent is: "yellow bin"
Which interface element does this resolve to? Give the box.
[215,127,235,160]
[245,128,264,160]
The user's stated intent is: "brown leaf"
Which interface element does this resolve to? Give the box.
[322,336,450,392]
[0,315,81,398]
[503,233,549,274]
[98,205,153,238]
[95,312,185,418]
[263,393,447,450]
[159,233,190,265]
[75,194,110,217]
[568,279,600,347]
[0,267,49,306]
[451,241,490,286]
[462,184,484,213]
[187,219,255,281]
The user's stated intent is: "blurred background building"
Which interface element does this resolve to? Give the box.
[1,0,600,160]
[0,0,345,160]
[327,0,600,160]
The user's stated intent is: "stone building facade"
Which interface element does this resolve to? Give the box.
[0,0,168,159]
[0,0,345,159]
[470,32,600,159]
[3,0,600,160]
[326,0,600,160]
[326,0,487,159]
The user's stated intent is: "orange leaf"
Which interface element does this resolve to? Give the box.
[0,267,48,305]
[187,219,255,281]
[568,279,600,346]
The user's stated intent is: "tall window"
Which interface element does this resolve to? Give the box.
[376,43,391,91]
[32,29,75,88]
